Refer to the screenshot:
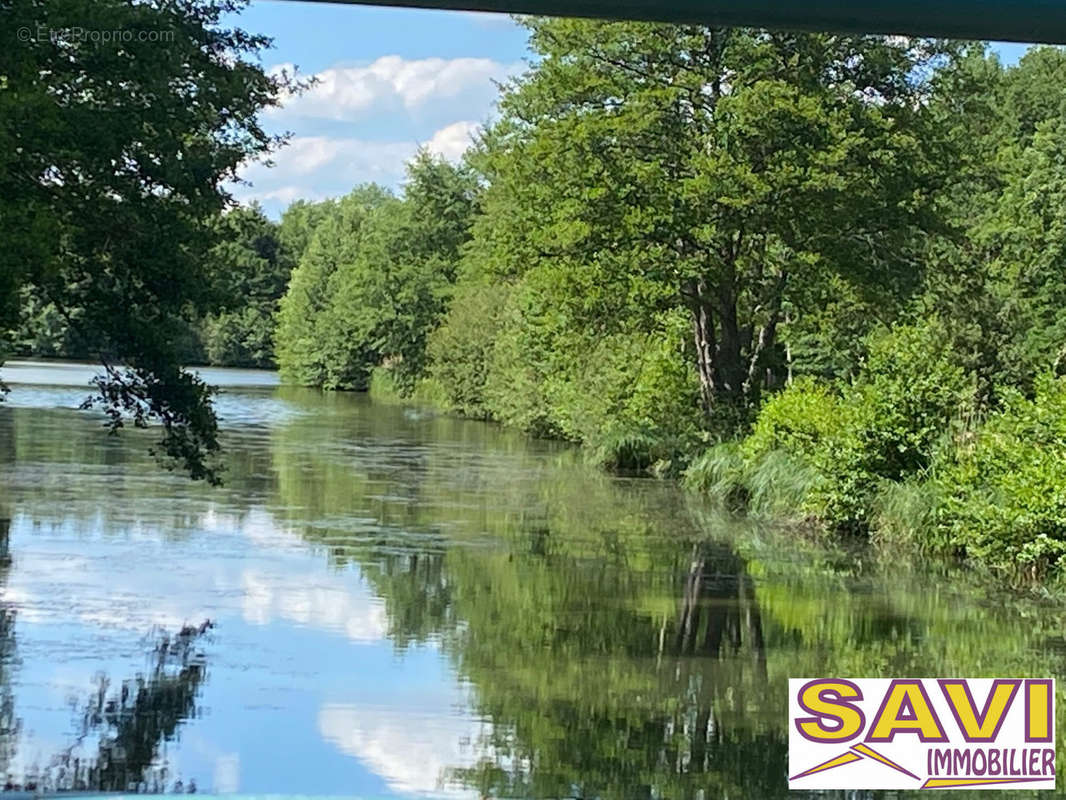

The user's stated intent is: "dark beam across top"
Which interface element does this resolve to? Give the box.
[304,0,1066,44]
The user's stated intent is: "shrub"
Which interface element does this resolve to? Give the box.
[690,320,977,536]
[566,311,705,475]
[804,321,973,533]
[847,321,973,481]
[727,375,870,530]
[929,374,1066,579]
[741,377,846,465]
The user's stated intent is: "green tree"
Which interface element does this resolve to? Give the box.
[974,48,1066,388]
[426,281,511,419]
[275,184,394,387]
[201,203,294,369]
[278,198,336,265]
[465,20,957,433]
[275,153,476,392]
[368,151,478,391]
[906,47,1066,404]
[8,284,88,359]
[0,0,292,482]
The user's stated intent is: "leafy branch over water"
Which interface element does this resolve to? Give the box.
[1,0,299,484]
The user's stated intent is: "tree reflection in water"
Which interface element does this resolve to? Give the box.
[437,531,781,800]
[0,515,19,784]
[12,622,211,794]
[675,541,766,675]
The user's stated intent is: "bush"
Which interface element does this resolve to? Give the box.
[804,322,973,533]
[689,320,977,535]
[563,311,706,475]
[928,374,1066,579]
[698,326,1066,580]
[847,321,973,481]
[741,377,846,465]
[723,375,872,530]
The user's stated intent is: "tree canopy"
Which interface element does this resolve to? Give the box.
[464,22,959,428]
[275,153,477,392]
[0,0,293,482]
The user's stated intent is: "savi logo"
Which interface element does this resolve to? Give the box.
[788,678,1056,790]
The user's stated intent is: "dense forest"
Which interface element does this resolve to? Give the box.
[6,10,1066,580]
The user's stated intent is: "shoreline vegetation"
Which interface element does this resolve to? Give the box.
[7,14,1066,584]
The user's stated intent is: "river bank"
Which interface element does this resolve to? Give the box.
[367,358,1066,591]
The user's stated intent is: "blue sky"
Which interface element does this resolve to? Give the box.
[228,1,1038,217]
[226,2,530,215]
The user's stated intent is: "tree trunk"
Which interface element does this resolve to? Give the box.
[715,284,746,399]
[689,279,717,417]
[742,270,788,404]
[686,262,790,428]
[688,278,747,423]
[742,572,768,681]
[675,544,705,654]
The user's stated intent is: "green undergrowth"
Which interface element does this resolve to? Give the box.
[685,362,1066,585]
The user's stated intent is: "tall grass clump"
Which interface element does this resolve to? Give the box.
[368,365,404,403]
[742,448,820,518]
[683,442,749,511]
[870,479,942,553]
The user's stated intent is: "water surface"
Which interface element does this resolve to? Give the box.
[0,360,1062,797]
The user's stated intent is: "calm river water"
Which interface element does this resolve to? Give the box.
[0,360,1062,797]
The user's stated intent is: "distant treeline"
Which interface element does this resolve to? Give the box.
[9,200,323,370]
[13,18,1066,580]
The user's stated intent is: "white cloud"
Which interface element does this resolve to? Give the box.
[426,121,481,162]
[235,53,514,214]
[235,124,483,214]
[243,136,415,187]
[247,185,320,205]
[234,136,416,209]
[240,570,389,643]
[4,506,390,644]
[318,704,491,798]
[270,55,520,124]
